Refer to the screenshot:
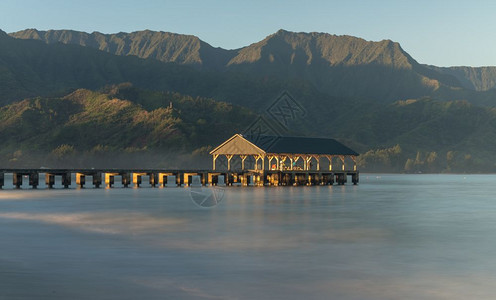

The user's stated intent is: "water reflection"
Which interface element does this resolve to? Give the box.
[1,175,496,299]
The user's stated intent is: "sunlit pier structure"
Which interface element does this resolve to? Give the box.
[0,134,359,189]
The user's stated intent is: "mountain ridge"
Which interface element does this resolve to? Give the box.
[12,28,426,71]
[6,28,496,106]
[425,65,496,91]
[10,28,237,70]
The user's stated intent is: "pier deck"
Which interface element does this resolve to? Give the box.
[0,168,358,189]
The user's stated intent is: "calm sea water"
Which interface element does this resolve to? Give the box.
[1,174,496,299]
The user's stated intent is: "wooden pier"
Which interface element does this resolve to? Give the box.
[0,134,360,189]
[0,168,358,189]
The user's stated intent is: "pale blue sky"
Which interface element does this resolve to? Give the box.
[1,0,495,67]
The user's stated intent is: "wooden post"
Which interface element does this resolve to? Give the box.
[76,173,85,188]
[133,173,142,187]
[29,172,39,189]
[326,155,333,171]
[225,154,233,170]
[268,156,274,170]
[212,154,218,170]
[306,156,312,170]
[240,155,247,170]
[93,172,102,188]
[254,155,260,170]
[280,156,287,170]
[13,173,22,189]
[176,173,183,186]
[351,155,357,171]
[121,173,131,188]
[352,173,359,185]
[339,155,345,171]
[149,173,158,187]
[294,156,301,170]
[105,173,115,188]
[62,172,71,188]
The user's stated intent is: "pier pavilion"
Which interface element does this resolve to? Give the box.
[210,134,358,171]
[209,134,359,185]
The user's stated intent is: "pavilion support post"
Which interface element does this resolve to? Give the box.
[240,155,247,170]
[290,157,294,170]
[339,155,346,171]
[275,156,280,170]
[294,156,301,170]
[280,156,287,170]
[212,154,218,170]
[316,155,320,171]
[225,154,234,171]
[351,155,357,171]
[326,155,333,171]
[262,155,265,170]
[305,156,313,171]
[254,155,260,170]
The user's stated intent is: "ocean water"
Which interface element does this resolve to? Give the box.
[1,174,496,299]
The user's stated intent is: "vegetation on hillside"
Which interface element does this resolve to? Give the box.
[0,85,254,168]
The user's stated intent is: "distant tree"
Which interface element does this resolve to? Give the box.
[52,144,75,158]
[446,151,456,172]
[426,151,438,172]
[404,158,415,172]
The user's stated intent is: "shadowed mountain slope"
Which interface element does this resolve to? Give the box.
[11,28,469,102]
[426,65,496,91]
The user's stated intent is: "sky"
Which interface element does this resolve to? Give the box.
[1,0,495,67]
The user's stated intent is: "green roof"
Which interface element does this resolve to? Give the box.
[243,135,358,156]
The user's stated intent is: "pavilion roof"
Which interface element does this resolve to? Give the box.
[210,134,358,156]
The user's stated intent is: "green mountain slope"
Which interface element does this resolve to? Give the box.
[0,86,255,167]
[328,98,496,172]
[2,86,495,172]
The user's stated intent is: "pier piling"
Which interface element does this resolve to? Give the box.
[13,173,22,189]
[62,172,71,188]
[76,173,85,188]
[29,173,39,189]
[93,172,102,188]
